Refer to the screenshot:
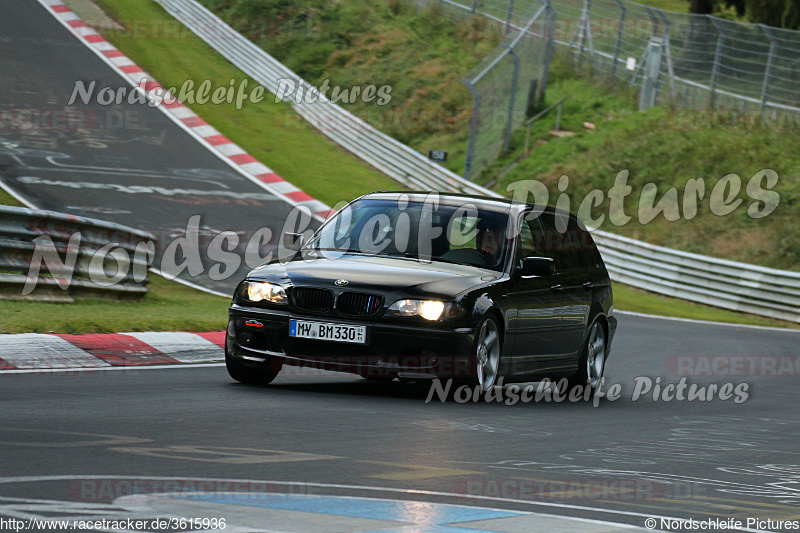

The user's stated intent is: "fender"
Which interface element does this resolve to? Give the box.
[471,292,503,329]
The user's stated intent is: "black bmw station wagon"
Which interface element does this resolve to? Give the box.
[226,192,617,393]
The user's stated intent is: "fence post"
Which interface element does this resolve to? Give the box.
[639,41,664,110]
[463,79,481,179]
[612,0,626,77]
[638,7,663,110]
[539,0,556,106]
[759,24,777,118]
[556,101,563,130]
[505,0,515,34]
[472,0,479,13]
[708,16,724,109]
[576,0,594,61]
[656,8,676,103]
[504,44,520,151]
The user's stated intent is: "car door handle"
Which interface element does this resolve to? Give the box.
[550,283,563,292]
[582,281,593,290]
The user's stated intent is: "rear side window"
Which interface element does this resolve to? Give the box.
[540,212,599,271]
[578,226,602,270]
[516,216,548,269]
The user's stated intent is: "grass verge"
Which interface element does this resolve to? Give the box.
[0,190,24,208]
[0,275,228,334]
[612,283,798,329]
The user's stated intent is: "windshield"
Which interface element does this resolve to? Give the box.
[306,198,512,272]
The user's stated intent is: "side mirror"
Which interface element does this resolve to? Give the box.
[283,232,305,250]
[520,257,554,277]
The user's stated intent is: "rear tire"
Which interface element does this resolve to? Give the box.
[225,347,282,386]
[568,320,606,397]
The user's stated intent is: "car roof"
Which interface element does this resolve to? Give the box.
[359,191,573,219]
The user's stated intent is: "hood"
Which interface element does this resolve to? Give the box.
[248,254,499,298]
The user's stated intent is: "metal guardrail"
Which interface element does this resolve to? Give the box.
[0,206,156,302]
[594,232,800,323]
[157,0,800,323]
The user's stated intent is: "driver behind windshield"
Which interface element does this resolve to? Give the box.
[310,199,512,271]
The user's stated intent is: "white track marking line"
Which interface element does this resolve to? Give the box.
[616,310,800,333]
[0,363,224,375]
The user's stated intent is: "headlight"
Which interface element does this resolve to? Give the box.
[240,281,287,305]
[386,299,461,321]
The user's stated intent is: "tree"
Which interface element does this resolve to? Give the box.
[745,0,800,30]
[689,0,714,14]
[687,0,800,30]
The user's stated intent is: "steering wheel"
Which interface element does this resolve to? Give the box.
[475,248,499,266]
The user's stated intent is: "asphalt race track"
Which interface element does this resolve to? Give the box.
[2,1,800,532]
[0,0,309,295]
[2,313,800,531]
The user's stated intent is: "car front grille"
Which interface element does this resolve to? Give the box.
[337,292,384,317]
[292,288,383,317]
[292,288,334,313]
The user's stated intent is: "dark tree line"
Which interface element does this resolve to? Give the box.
[689,0,800,29]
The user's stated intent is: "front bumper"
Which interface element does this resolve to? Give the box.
[227,304,476,379]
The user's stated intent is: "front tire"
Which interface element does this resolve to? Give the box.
[226,347,282,386]
[469,317,502,392]
[569,320,606,395]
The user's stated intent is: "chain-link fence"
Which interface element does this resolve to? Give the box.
[555,0,800,115]
[416,0,555,179]
[430,0,800,179]
[511,0,800,115]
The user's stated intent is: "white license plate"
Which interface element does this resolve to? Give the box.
[289,320,366,344]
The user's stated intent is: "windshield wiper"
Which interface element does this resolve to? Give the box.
[311,247,363,253]
[401,253,465,266]
[310,248,474,267]
[311,248,407,259]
